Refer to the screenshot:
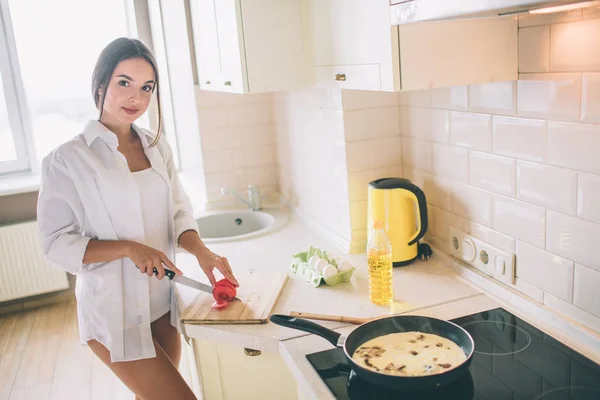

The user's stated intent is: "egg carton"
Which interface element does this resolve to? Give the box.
[290,245,355,287]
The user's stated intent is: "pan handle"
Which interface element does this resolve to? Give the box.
[270,315,342,347]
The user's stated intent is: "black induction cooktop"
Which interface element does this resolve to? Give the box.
[306,307,600,400]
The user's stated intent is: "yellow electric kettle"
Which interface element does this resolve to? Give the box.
[367,178,428,267]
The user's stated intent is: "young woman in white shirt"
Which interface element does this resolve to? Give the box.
[37,37,239,400]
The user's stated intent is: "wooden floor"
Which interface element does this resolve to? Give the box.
[0,299,191,400]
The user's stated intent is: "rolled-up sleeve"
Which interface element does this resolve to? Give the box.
[37,151,92,275]
[161,139,198,252]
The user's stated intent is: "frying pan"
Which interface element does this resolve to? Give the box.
[270,314,474,391]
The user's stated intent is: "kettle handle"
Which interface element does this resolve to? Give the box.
[406,184,428,246]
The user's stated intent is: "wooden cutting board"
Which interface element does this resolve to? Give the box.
[180,270,288,325]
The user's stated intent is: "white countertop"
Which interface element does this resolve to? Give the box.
[174,209,481,352]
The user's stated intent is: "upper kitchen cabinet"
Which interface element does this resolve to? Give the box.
[302,0,518,92]
[189,0,307,94]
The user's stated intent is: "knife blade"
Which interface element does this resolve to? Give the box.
[153,267,240,301]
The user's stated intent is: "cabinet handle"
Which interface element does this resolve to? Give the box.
[205,80,211,85]
[224,81,232,86]
[244,348,261,356]
[335,73,346,82]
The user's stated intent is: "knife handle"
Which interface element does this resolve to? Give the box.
[153,267,176,280]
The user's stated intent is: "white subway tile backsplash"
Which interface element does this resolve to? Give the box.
[228,101,272,126]
[470,152,516,196]
[203,149,234,173]
[398,90,430,107]
[341,89,399,110]
[515,241,574,302]
[514,278,545,303]
[493,195,546,248]
[547,122,600,174]
[347,166,404,202]
[578,172,600,223]
[246,166,278,188]
[468,81,516,116]
[232,145,276,168]
[198,107,228,131]
[431,206,470,241]
[242,123,275,146]
[516,161,578,214]
[430,86,468,111]
[402,137,432,172]
[517,73,581,121]
[544,292,600,333]
[350,201,368,231]
[450,112,492,151]
[344,107,400,141]
[582,73,600,123]
[451,182,493,226]
[201,127,244,151]
[427,176,452,211]
[400,107,450,144]
[551,19,600,72]
[205,170,246,195]
[346,137,402,172]
[574,264,600,318]
[546,211,600,271]
[492,116,547,163]
[470,222,516,253]
[432,144,469,183]
[519,26,550,73]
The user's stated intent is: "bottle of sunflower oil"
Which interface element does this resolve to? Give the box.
[367,220,393,305]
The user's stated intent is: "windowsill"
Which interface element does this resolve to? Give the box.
[0,172,41,197]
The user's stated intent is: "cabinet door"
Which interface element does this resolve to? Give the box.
[190,0,222,90]
[303,0,396,90]
[214,0,247,93]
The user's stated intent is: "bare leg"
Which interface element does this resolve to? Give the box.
[150,311,181,368]
[87,336,196,400]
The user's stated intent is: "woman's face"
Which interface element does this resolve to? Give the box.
[100,57,155,125]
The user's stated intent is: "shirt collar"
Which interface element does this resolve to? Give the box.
[82,120,155,149]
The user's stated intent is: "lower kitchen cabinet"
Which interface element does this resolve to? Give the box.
[189,338,298,400]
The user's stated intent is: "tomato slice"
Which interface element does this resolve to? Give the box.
[211,279,237,309]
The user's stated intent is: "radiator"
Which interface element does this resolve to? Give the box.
[0,220,69,302]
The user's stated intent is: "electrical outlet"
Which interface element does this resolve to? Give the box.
[448,227,515,285]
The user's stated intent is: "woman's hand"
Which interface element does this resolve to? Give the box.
[195,247,239,287]
[126,241,182,279]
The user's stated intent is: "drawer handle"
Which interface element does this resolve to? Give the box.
[205,80,211,85]
[335,73,346,82]
[224,81,232,86]
[244,348,262,356]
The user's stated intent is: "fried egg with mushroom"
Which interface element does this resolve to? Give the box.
[352,332,466,376]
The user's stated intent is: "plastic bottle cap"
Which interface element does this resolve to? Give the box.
[373,220,384,229]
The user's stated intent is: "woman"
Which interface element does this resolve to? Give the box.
[37,37,238,400]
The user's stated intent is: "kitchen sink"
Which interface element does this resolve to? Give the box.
[195,209,289,243]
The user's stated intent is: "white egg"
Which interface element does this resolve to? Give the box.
[315,258,329,273]
[332,256,343,266]
[322,264,339,278]
[308,255,321,270]
[337,260,353,273]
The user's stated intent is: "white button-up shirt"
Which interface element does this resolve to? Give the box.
[37,120,198,362]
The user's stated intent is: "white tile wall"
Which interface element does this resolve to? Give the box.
[577,172,600,223]
[492,116,547,162]
[581,73,600,122]
[547,122,600,174]
[272,13,600,334]
[517,73,582,121]
[468,81,516,116]
[470,152,516,196]
[516,161,578,214]
[450,111,492,151]
[546,211,600,271]
[430,86,468,111]
[515,241,574,302]
[573,264,600,317]
[493,195,546,248]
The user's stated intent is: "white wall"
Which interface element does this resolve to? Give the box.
[273,10,600,333]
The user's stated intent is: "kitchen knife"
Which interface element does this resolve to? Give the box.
[153,267,240,301]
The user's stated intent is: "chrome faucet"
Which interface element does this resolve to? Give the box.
[221,185,262,211]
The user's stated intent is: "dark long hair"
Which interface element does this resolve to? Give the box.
[92,37,162,146]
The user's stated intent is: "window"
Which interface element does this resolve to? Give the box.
[0,0,179,176]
